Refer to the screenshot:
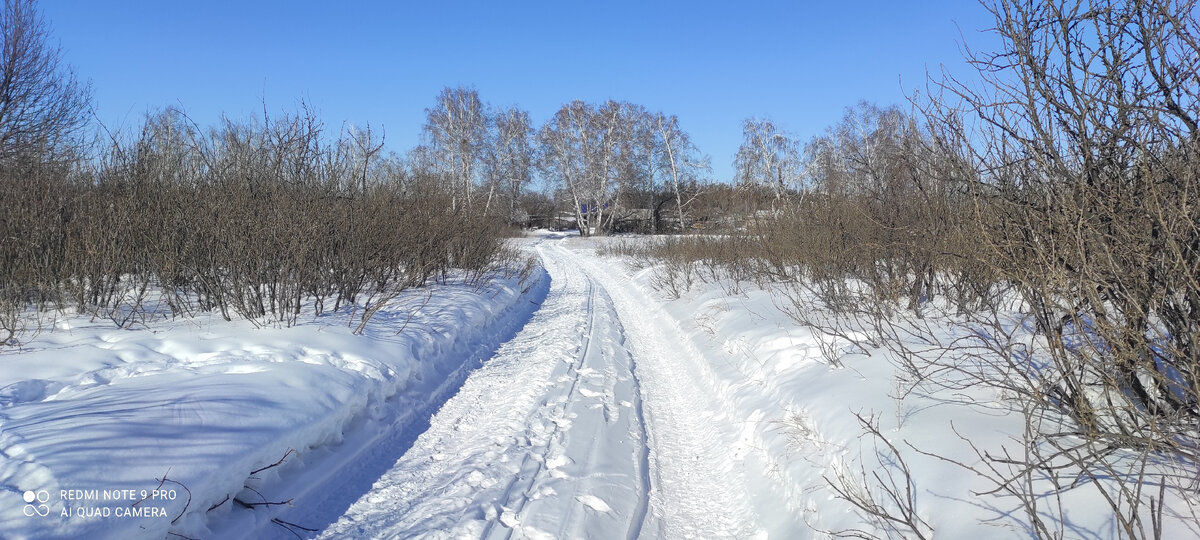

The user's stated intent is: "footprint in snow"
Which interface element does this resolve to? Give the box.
[575,495,612,513]
[578,387,605,398]
[0,380,63,406]
[499,508,520,528]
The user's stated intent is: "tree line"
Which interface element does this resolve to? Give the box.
[0,1,530,340]
[416,88,816,236]
[414,89,714,235]
[0,0,767,341]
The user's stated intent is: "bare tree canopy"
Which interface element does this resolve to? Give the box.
[0,0,89,162]
[734,118,801,207]
[423,86,486,211]
[652,112,708,230]
[483,105,533,222]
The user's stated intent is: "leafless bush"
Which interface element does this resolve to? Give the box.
[627,1,1200,535]
[648,252,697,299]
[823,411,933,540]
[819,0,1200,536]
[597,235,762,298]
[0,103,510,346]
[916,3,1200,531]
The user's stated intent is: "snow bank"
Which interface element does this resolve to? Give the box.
[590,239,1197,539]
[0,266,548,540]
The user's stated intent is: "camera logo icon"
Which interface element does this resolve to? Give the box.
[23,490,50,517]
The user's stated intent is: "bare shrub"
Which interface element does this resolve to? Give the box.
[823,412,933,540]
[628,2,1200,535]
[0,102,511,346]
[812,1,1200,536]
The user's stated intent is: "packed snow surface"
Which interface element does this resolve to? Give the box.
[316,239,772,539]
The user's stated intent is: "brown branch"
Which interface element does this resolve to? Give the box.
[250,448,297,475]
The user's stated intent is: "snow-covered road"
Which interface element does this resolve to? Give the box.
[12,233,1192,539]
[314,238,766,539]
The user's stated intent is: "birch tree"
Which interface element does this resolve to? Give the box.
[482,105,533,222]
[423,86,486,211]
[537,101,595,234]
[590,100,632,234]
[734,118,801,209]
[537,100,634,235]
[653,113,708,230]
[537,101,707,234]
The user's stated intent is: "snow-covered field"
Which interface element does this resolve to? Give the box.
[0,249,548,540]
[3,232,1195,539]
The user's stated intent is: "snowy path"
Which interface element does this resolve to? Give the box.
[313,239,765,539]
[14,233,1187,540]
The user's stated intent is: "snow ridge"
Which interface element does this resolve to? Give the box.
[0,262,548,540]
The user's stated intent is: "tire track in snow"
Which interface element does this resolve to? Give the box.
[623,324,654,540]
[315,239,653,539]
[510,277,654,540]
[478,269,598,539]
[568,243,766,539]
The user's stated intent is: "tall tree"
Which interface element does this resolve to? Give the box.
[423,86,486,211]
[653,113,708,230]
[537,101,704,234]
[482,105,533,222]
[734,118,801,209]
[537,101,595,234]
[539,100,653,235]
[0,0,90,162]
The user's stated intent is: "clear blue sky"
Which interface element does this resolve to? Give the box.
[42,1,997,183]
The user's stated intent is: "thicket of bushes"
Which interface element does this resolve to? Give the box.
[623,1,1200,537]
[0,0,519,341]
[1,108,513,341]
